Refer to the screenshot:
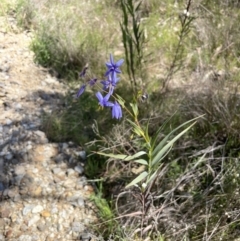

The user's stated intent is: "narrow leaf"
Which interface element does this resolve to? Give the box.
[130,103,139,117]
[125,171,148,188]
[133,159,148,165]
[152,116,202,157]
[95,151,146,161]
[152,122,195,166]
[127,119,144,137]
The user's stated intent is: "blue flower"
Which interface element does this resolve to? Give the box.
[96,91,114,107]
[105,54,124,79]
[111,101,122,120]
[88,78,97,86]
[101,75,119,94]
[76,79,97,98]
[76,84,86,98]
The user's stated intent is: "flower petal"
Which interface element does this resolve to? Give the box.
[116,58,124,67]
[110,54,114,65]
[112,101,122,119]
[96,92,103,103]
[88,78,97,86]
[76,84,86,98]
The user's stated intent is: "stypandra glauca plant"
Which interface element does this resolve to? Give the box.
[76,54,201,239]
[120,0,145,94]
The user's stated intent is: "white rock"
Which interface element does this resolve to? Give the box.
[5,118,12,125]
[77,198,85,208]
[14,165,26,176]
[32,205,44,213]
[28,215,40,226]
[74,165,84,174]
[22,205,34,216]
[19,235,32,241]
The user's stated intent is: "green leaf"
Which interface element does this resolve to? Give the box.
[133,159,148,165]
[95,151,147,161]
[151,111,177,153]
[152,116,202,157]
[127,119,144,137]
[146,163,168,185]
[151,122,196,166]
[125,171,148,188]
[130,103,139,117]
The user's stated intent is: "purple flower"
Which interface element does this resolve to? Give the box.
[101,75,119,89]
[88,78,97,86]
[112,101,122,120]
[96,91,114,107]
[105,54,124,79]
[76,84,86,98]
[76,79,97,98]
[101,75,119,95]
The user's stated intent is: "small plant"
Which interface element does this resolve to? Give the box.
[77,54,200,239]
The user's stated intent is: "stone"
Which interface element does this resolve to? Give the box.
[0,182,4,191]
[84,185,94,194]
[71,221,84,233]
[74,150,86,160]
[20,173,34,187]
[52,167,62,175]
[80,233,92,241]
[77,198,85,208]
[32,186,42,196]
[14,103,22,110]
[41,210,51,217]
[14,165,26,176]
[28,215,40,226]
[32,205,44,213]
[14,174,25,185]
[0,207,11,218]
[20,224,28,232]
[0,219,4,228]
[5,119,12,125]
[19,235,32,241]
[74,165,84,175]
[13,193,21,202]
[30,144,58,163]
[66,168,77,177]
[5,153,13,160]
[22,205,34,216]
[51,207,58,214]
[34,130,48,144]
[63,179,76,188]
[54,153,65,163]
[7,187,19,198]
[37,222,47,231]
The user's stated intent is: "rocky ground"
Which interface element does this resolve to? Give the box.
[0,16,99,241]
